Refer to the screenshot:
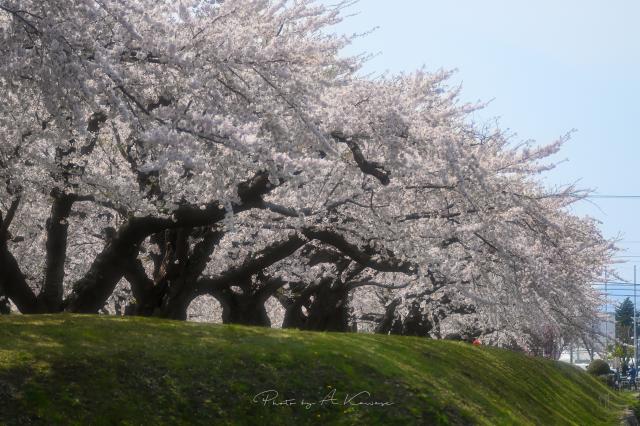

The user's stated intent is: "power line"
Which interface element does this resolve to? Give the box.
[595,283,633,286]
[585,195,640,199]
[597,289,636,292]
[598,295,638,297]
[597,287,633,290]
[599,293,638,295]
[595,283,636,287]
[597,295,638,297]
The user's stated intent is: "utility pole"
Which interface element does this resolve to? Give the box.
[605,269,609,353]
[635,265,637,367]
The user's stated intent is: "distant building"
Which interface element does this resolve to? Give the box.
[559,311,615,367]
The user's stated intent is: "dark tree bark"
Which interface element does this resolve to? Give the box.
[39,191,75,312]
[303,282,351,332]
[122,256,157,316]
[401,301,433,336]
[34,112,109,312]
[159,290,196,321]
[196,235,308,295]
[279,280,315,329]
[63,218,156,313]
[330,132,391,185]
[301,227,417,274]
[121,226,224,319]
[213,287,272,327]
[278,277,352,332]
[281,298,309,329]
[64,171,275,313]
[0,241,41,313]
[373,299,401,334]
[166,227,224,318]
[0,295,10,314]
[152,228,189,316]
[209,275,287,327]
[2,156,428,324]
[0,199,42,314]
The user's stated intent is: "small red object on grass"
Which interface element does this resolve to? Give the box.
[472,338,481,346]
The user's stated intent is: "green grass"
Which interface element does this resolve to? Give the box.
[0,314,633,425]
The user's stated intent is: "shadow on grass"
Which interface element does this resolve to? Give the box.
[0,350,463,426]
[0,315,628,425]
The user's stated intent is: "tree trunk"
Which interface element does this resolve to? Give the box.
[64,219,148,313]
[39,192,74,312]
[0,296,10,314]
[374,299,401,334]
[303,284,350,332]
[159,290,196,320]
[65,171,273,313]
[402,301,433,336]
[0,241,41,313]
[0,200,42,314]
[280,279,351,332]
[213,289,271,327]
[281,297,309,329]
[122,256,157,316]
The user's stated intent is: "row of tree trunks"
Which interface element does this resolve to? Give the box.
[63,171,274,313]
[1,174,428,326]
[119,226,225,320]
[368,300,432,336]
[369,296,485,339]
[185,273,355,332]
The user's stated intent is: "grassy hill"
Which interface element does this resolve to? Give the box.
[0,315,632,425]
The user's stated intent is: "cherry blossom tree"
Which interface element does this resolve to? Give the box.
[0,0,615,348]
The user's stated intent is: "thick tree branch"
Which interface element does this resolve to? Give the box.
[0,194,42,313]
[347,280,412,291]
[331,131,390,185]
[196,234,307,294]
[255,276,288,302]
[0,196,21,241]
[196,224,420,299]
[79,111,108,155]
[301,227,417,274]
[122,256,155,314]
[64,171,276,313]
[75,194,129,217]
[185,227,225,280]
[0,240,40,313]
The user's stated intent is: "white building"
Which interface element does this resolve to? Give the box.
[559,311,615,367]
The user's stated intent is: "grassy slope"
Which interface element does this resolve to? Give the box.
[0,315,632,425]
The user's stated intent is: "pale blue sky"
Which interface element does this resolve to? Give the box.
[323,0,640,298]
